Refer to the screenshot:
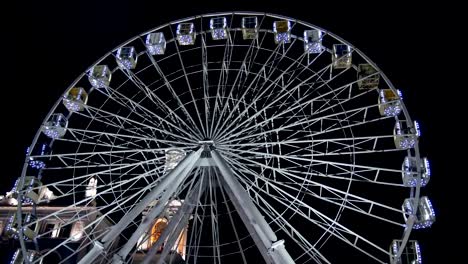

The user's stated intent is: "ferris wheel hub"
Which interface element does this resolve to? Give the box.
[198,140,216,151]
[198,140,215,145]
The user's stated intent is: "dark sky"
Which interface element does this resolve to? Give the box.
[3,0,462,263]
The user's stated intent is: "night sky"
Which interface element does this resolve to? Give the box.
[3,1,462,263]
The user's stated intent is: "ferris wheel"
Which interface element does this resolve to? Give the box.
[6,12,434,264]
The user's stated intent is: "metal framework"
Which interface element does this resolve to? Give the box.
[9,12,433,264]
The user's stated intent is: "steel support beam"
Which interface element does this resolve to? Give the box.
[78,148,203,264]
[142,175,205,264]
[210,149,295,264]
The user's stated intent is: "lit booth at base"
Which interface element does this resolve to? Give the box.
[134,199,188,264]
